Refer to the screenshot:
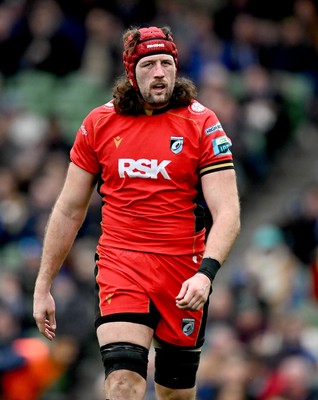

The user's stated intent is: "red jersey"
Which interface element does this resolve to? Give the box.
[70,99,234,255]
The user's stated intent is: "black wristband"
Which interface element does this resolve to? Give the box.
[197,257,221,284]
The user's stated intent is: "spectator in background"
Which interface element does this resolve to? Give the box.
[279,182,318,301]
[1,335,80,400]
[196,323,245,399]
[213,0,255,41]
[244,224,308,313]
[263,15,318,79]
[0,0,84,77]
[239,66,292,163]
[174,7,224,84]
[108,0,157,28]
[0,302,25,396]
[258,354,318,400]
[237,66,292,181]
[280,182,318,266]
[220,13,259,72]
[294,0,318,53]
[80,8,123,86]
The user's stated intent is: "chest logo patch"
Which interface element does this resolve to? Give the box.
[170,136,184,154]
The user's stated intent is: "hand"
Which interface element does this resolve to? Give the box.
[176,273,211,311]
[33,292,56,341]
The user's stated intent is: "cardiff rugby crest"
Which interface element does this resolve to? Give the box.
[170,136,184,154]
[182,318,195,336]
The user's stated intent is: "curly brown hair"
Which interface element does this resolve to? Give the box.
[112,75,198,115]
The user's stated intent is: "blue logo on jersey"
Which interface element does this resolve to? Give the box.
[212,136,232,155]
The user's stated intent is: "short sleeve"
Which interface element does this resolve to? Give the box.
[70,112,100,175]
[198,113,234,177]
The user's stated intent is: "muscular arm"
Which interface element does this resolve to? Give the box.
[202,169,241,263]
[33,162,97,339]
[176,169,240,310]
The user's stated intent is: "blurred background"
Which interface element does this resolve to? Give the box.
[0,0,318,399]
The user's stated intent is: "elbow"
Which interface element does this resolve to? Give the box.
[55,202,87,226]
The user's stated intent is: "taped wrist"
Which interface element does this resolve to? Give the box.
[197,257,221,284]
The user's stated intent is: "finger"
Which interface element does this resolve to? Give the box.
[176,301,185,309]
[176,297,192,309]
[34,314,56,341]
[43,329,55,341]
[47,311,56,331]
[34,315,46,331]
[189,299,205,311]
[175,283,188,301]
[176,292,205,309]
[43,319,56,341]
[45,319,56,331]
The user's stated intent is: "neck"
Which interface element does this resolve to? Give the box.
[143,103,172,115]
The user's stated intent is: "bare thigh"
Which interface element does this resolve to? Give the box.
[96,321,154,349]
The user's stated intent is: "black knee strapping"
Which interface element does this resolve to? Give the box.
[100,342,149,380]
[154,346,201,389]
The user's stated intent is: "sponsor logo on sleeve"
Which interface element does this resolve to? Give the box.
[205,122,223,135]
[212,136,232,155]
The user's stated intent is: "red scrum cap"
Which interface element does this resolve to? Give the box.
[123,26,178,89]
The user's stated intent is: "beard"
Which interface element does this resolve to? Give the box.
[140,87,173,108]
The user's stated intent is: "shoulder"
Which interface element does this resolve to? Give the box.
[177,100,218,122]
[188,100,209,115]
[170,100,219,129]
[85,100,116,121]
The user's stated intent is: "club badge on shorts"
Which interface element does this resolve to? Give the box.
[170,136,184,154]
[182,318,195,336]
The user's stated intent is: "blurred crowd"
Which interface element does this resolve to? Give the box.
[0,0,318,399]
